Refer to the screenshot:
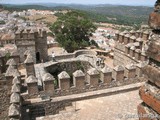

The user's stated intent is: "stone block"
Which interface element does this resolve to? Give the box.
[58,71,70,90]
[135,49,141,60]
[125,64,136,78]
[139,84,160,114]
[143,65,160,87]
[138,103,160,120]
[43,73,55,96]
[73,70,85,89]
[26,75,38,96]
[112,65,124,81]
[100,66,112,84]
[136,62,147,77]
[87,68,99,87]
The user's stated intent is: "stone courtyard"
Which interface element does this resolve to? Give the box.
[37,89,142,120]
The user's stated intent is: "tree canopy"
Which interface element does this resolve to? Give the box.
[50,11,96,52]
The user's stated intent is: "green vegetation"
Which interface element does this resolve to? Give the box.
[2,4,153,26]
[5,52,11,61]
[50,11,96,53]
[0,20,5,25]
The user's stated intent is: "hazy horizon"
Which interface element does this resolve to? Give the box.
[0,0,156,6]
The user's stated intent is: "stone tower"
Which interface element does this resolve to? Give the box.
[15,28,48,63]
[137,1,160,119]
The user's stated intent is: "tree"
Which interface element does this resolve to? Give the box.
[50,11,96,53]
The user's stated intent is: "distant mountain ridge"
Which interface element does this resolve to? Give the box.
[1,3,153,26]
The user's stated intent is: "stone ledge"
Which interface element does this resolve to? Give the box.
[138,103,160,120]
[27,82,144,104]
[139,83,160,114]
[143,65,160,87]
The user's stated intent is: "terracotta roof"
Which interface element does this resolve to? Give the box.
[58,71,70,79]
[73,70,85,77]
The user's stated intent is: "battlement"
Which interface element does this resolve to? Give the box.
[114,30,150,66]
[23,53,147,98]
[15,28,47,40]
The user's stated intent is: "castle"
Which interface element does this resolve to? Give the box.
[15,28,48,63]
[0,1,160,119]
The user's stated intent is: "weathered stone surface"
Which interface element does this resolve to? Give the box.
[138,103,160,120]
[0,87,10,120]
[26,75,38,84]
[87,68,99,87]
[43,73,55,96]
[10,93,20,104]
[73,70,85,89]
[58,71,70,90]
[147,40,160,62]
[149,12,160,30]
[8,104,20,117]
[139,83,160,114]
[143,65,160,87]
[12,76,21,85]
[11,84,20,93]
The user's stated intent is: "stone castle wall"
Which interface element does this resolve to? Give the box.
[15,29,48,63]
[113,30,149,66]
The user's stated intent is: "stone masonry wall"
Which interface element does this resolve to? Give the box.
[0,83,10,120]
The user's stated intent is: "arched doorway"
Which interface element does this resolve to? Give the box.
[36,52,40,63]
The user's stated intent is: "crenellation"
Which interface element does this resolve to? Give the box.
[87,68,99,87]
[119,32,125,43]
[135,49,141,60]
[142,30,150,41]
[100,66,112,84]
[8,104,20,119]
[26,75,39,98]
[125,64,136,78]
[58,71,70,90]
[129,35,136,43]
[130,45,136,58]
[73,70,85,89]
[124,34,130,44]
[112,65,125,82]
[42,73,55,96]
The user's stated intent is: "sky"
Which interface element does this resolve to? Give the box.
[0,0,156,6]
